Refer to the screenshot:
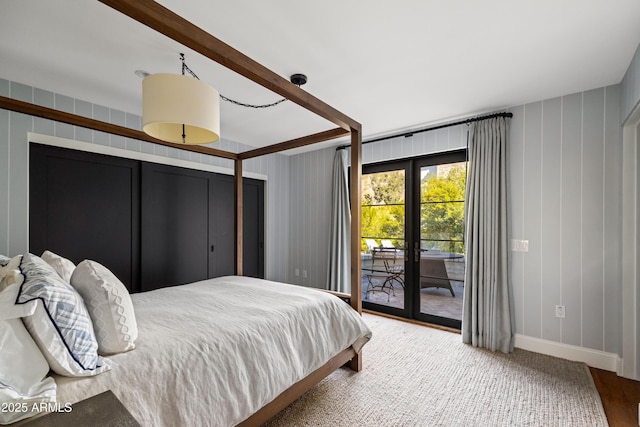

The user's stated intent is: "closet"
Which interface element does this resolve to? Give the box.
[29,143,264,293]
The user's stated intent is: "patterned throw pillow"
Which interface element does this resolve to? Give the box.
[16,253,110,377]
[71,260,138,355]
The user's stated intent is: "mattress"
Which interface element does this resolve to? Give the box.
[53,276,372,426]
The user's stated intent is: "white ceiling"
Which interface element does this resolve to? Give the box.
[1,0,640,154]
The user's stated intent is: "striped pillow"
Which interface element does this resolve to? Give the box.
[16,253,110,377]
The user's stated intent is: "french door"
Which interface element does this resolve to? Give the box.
[361,150,466,329]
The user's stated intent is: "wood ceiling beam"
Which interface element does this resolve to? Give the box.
[239,128,349,160]
[97,0,361,133]
[0,96,238,160]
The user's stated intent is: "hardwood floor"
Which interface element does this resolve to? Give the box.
[590,367,640,426]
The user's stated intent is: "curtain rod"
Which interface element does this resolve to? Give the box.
[336,111,513,151]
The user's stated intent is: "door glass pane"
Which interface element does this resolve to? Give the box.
[361,169,405,310]
[419,162,466,321]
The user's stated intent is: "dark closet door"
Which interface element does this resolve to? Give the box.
[242,179,265,278]
[30,144,140,291]
[140,163,214,291]
[30,144,265,294]
[140,163,266,290]
[208,175,265,279]
[210,175,235,277]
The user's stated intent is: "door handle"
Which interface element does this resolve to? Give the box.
[404,241,409,262]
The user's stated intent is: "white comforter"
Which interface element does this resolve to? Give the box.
[53,276,371,426]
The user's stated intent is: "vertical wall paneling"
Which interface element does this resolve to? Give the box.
[93,105,110,147]
[74,100,93,143]
[540,97,563,343]
[507,86,622,354]
[0,89,7,255]
[288,154,300,284]
[308,150,316,285]
[424,130,436,154]
[522,101,543,339]
[581,88,605,350]
[8,110,30,256]
[604,86,622,355]
[53,94,74,140]
[303,151,310,284]
[287,147,335,288]
[509,105,526,334]
[33,89,55,137]
[560,92,583,347]
[621,119,638,378]
[436,128,448,152]
[621,42,640,123]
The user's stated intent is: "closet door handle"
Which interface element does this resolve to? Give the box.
[210,245,215,253]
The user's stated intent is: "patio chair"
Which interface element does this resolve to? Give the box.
[380,239,395,249]
[365,239,379,253]
[364,251,404,302]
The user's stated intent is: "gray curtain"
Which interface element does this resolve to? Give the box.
[326,149,351,293]
[462,116,514,353]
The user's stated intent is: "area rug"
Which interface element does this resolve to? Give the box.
[266,313,608,427]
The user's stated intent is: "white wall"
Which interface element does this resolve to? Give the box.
[0,79,290,283]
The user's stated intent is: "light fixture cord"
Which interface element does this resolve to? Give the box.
[179,53,293,109]
[180,54,187,143]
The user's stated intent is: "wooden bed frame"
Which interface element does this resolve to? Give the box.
[0,1,363,425]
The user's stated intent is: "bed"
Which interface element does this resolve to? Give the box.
[1,254,370,426]
[0,1,366,425]
[54,276,371,426]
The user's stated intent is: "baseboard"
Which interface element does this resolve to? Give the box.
[514,334,620,372]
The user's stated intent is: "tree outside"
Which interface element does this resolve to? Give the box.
[361,163,467,254]
[420,163,466,254]
[361,170,405,251]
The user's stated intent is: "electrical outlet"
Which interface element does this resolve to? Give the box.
[555,305,566,318]
[511,239,529,252]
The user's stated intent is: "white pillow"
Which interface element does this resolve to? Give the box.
[17,253,110,377]
[41,250,76,283]
[0,283,57,425]
[0,254,23,292]
[71,260,138,355]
